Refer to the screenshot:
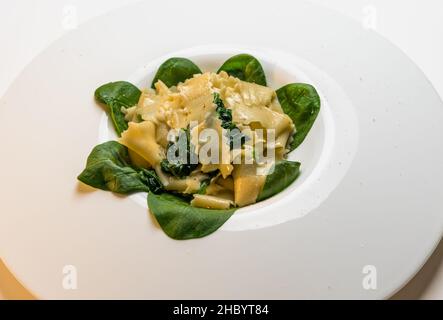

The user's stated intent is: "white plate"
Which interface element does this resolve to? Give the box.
[1,0,442,299]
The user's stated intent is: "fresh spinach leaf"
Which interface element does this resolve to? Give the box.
[257,161,301,201]
[151,57,202,88]
[218,54,267,86]
[276,83,320,151]
[95,81,141,136]
[148,193,236,240]
[78,141,163,194]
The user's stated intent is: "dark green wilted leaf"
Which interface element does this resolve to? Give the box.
[160,128,198,178]
[139,169,164,194]
[213,93,247,149]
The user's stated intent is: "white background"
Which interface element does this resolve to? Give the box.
[0,0,442,299]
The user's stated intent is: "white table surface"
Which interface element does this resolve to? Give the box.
[0,0,442,299]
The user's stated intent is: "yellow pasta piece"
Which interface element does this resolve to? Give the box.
[191,194,233,210]
[119,121,164,166]
[232,164,266,207]
[232,104,292,137]
[236,81,275,107]
[216,176,234,191]
[128,149,151,169]
[178,73,216,125]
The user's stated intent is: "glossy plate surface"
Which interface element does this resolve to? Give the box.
[0,0,442,299]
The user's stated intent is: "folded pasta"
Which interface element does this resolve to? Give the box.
[118,71,295,208]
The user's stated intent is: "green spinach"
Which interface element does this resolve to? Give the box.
[213,93,246,149]
[160,128,198,178]
[257,161,301,201]
[151,57,202,88]
[95,81,141,136]
[148,193,236,240]
[218,54,267,86]
[276,83,320,151]
[197,179,211,195]
[197,170,219,195]
[139,169,164,194]
[78,141,163,194]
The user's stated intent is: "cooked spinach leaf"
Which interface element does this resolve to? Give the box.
[197,170,219,195]
[214,93,235,130]
[161,128,198,178]
[151,57,202,88]
[95,81,141,136]
[218,54,267,86]
[78,141,163,194]
[213,93,247,149]
[257,161,301,201]
[197,179,211,195]
[148,193,236,240]
[276,83,320,151]
[139,169,164,194]
[161,158,197,178]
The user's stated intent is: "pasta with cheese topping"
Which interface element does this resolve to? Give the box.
[119,71,295,208]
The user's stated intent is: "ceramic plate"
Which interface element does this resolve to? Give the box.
[1,0,442,299]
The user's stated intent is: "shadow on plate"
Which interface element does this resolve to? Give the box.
[391,238,443,299]
[0,259,36,300]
